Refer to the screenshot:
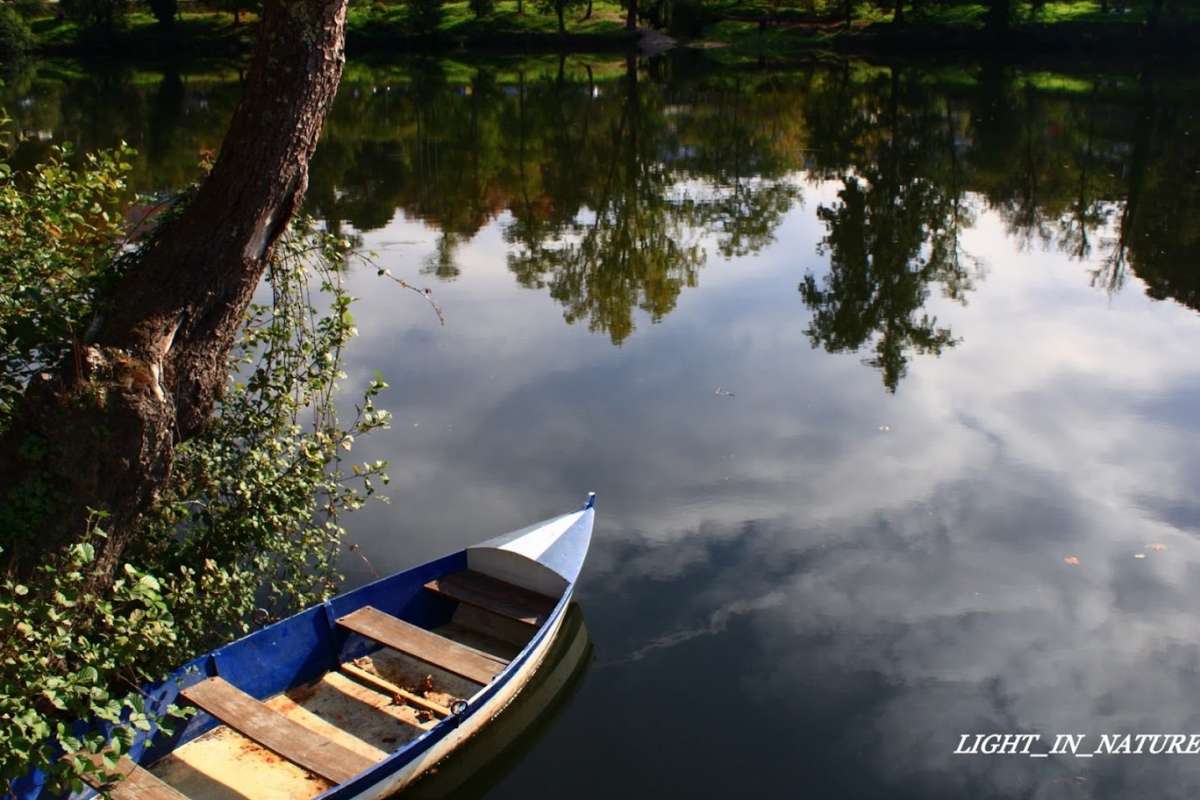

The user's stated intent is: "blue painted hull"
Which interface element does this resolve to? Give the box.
[15,501,594,800]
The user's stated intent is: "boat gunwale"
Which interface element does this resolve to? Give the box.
[311,584,576,800]
[31,505,593,800]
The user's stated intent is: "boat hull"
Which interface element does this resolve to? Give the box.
[15,501,595,800]
[347,598,569,799]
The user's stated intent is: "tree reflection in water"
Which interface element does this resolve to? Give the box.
[5,55,1197,386]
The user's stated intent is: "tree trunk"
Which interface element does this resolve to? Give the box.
[986,0,1010,32]
[557,2,565,33]
[583,0,592,20]
[626,0,636,30]
[0,0,348,583]
[1148,0,1164,30]
[893,0,903,24]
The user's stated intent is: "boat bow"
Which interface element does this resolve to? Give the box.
[465,494,595,597]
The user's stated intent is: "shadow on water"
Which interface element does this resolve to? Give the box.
[402,603,593,799]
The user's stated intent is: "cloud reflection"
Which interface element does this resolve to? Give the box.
[336,185,1200,797]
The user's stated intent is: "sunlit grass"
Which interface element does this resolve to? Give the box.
[22,0,1198,56]
[28,10,257,52]
[1021,71,1095,93]
[348,0,630,37]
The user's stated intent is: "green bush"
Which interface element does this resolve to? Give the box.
[0,138,392,794]
[0,7,34,59]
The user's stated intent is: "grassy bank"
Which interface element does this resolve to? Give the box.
[29,10,257,56]
[23,3,637,58]
[15,0,1199,59]
[701,1,1200,60]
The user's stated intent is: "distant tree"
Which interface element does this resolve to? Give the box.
[985,0,1011,32]
[0,5,33,58]
[409,0,443,33]
[215,0,260,26]
[537,0,582,33]
[1146,0,1179,30]
[841,0,858,29]
[60,0,130,30]
[469,0,494,17]
[146,0,177,26]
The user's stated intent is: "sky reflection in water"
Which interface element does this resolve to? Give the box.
[342,189,1200,798]
[9,54,1200,798]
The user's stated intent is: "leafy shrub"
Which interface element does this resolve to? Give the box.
[0,7,34,59]
[0,143,135,427]
[0,138,393,794]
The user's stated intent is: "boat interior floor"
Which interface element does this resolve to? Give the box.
[92,571,555,800]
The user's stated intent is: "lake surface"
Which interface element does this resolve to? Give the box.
[7,52,1200,798]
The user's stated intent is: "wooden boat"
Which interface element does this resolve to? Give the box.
[403,602,592,798]
[23,495,594,800]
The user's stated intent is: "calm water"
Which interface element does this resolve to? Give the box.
[8,53,1200,798]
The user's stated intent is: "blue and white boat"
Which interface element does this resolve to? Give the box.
[19,495,595,800]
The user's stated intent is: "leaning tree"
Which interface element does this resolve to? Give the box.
[0,0,352,585]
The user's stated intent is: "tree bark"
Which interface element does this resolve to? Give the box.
[626,0,637,31]
[986,0,1010,32]
[0,0,348,583]
[1148,0,1165,30]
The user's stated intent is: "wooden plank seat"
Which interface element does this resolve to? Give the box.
[83,754,190,800]
[336,606,507,686]
[423,570,558,627]
[180,677,378,784]
[339,661,452,718]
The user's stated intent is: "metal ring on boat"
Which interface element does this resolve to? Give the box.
[450,700,468,715]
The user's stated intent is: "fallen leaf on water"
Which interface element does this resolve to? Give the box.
[1148,543,1167,552]
[1063,556,1081,566]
